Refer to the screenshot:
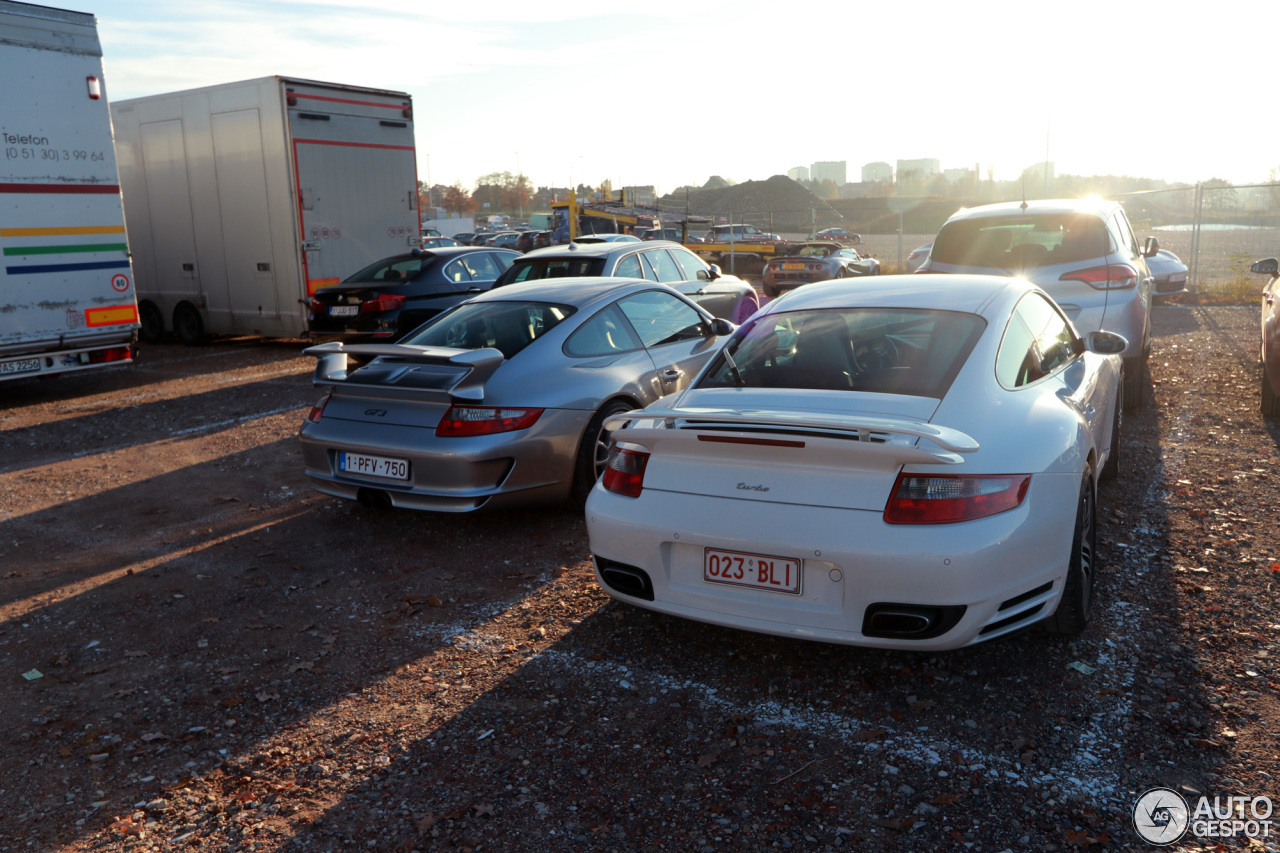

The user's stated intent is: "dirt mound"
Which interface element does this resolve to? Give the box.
[661,175,846,231]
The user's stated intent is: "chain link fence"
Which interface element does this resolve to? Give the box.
[1116,183,1280,300]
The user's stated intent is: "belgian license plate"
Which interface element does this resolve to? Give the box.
[330,305,359,317]
[704,548,801,595]
[0,358,41,376]
[338,451,408,480]
[782,263,804,270]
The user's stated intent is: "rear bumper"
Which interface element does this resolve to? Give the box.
[298,408,589,512]
[585,473,1080,650]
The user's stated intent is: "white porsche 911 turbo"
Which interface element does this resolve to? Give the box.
[584,274,1127,651]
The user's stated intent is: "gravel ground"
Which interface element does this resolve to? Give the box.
[1,304,1278,852]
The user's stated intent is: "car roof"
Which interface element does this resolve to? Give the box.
[944,197,1120,222]
[518,239,687,260]
[465,276,680,310]
[416,246,518,259]
[759,273,1032,317]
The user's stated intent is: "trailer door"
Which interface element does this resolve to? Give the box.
[210,109,278,333]
[286,85,418,296]
[137,120,200,310]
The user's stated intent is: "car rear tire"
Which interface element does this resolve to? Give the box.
[1044,472,1096,636]
[570,399,634,509]
[173,302,207,346]
[1099,380,1123,482]
[139,300,165,344]
[1122,355,1144,413]
[1262,364,1280,418]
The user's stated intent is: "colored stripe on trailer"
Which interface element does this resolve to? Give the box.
[307,278,341,295]
[0,225,127,237]
[290,93,406,110]
[0,183,120,194]
[85,305,138,327]
[5,260,131,274]
[3,243,128,256]
[292,138,415,152]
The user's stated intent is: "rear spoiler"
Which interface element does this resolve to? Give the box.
[604,406,978,465]
[303,341,504,402]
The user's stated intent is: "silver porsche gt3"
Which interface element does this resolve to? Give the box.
[298,278,733,512]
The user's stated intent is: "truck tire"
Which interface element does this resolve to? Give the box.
[139,300,165,344]
[173,302,207,346]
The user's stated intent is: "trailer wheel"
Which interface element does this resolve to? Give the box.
[139,301,165,344]
[173,302,207,346]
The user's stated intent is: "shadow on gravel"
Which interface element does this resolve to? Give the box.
[0,376,313,478]
[0,433,586,850]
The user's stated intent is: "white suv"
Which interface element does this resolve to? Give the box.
[918,198,1156,411]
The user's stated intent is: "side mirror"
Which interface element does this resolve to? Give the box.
[710,317,734,337]
[1141,236,1159,258]
[1251,257,1279,276]
[696,269,711,281]
[1086,330,1129,355]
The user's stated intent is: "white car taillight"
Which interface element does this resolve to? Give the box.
[883,473,1030,524]
[602,442,650,498]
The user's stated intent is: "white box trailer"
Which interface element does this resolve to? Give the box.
[0,0,139,382]
[111,76,420,343]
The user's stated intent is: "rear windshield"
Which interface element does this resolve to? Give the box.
[345,253,426,283]
[700,308,986,398]
[402,300,575,359]
[495,257,607,286]
[931,214,1112,270]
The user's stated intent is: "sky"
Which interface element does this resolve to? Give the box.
[86,0,1276,195]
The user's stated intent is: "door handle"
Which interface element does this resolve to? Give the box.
[1083,405,1096,417]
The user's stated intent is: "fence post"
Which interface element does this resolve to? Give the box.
[1190,183,1202,298]
[898,208,904,273]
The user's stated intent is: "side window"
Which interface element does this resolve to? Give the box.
[564,305,644,357]
[997,294,1077,388]
[463,253,503,281]
[669,246,710,280]
[617,290,706,348]
[1112,211,1139,256]
[613,253,644,279]
[442,258,472,283]
[641,249,684,283]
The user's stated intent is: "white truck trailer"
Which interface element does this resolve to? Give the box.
[111,77,420,343]
[0,0,138,381]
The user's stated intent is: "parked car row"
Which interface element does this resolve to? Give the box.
[294,196,1260,656]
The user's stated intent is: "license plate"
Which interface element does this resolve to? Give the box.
[0,358,41,376]
[782,263,805,270]
[330,305,359,317]
[338,451,408,480]
[704,548,801,595]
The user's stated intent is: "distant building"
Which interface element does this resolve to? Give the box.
[788,166,810,182]
[533,186,571,209]
[810,161,847,186]
[622,185,657,206]
[943,168,972,184]
[862,162,892,183]
[896,158,940,178]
